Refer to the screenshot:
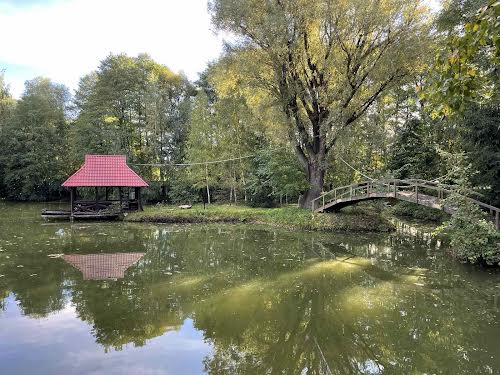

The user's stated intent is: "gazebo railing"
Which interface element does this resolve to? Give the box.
[73,199,139,213]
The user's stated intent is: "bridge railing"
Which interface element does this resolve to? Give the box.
[311,179,500,229]
[311,180,395,211]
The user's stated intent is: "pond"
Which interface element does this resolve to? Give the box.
[0,202,499,374]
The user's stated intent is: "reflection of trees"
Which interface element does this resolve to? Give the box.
[0,246,67,317]
[1,216,499,373]
[197,256,497,374]
[68,226,315,350]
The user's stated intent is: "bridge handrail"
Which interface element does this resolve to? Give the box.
[312,178,500,214]
[403,179,484,198]
[311,180,393,210]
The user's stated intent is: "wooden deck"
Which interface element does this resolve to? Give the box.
[312,179,500,229]
[41,209,122,221]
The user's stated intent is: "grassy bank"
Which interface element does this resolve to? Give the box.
[125,204,394,232]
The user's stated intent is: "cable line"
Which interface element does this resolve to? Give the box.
[336,156,374,181]
[130,147,286,167]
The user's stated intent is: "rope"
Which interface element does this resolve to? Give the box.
[336,156,374,181]
[130,147,287,167]
[132,149,373,184]
[130,154,256,167]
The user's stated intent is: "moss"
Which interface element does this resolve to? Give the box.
[387,201,450,223]
[125,204,394,232]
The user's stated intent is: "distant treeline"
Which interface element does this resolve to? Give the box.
[0,0,498,207]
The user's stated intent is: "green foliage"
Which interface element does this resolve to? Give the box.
[209,0,433,206]
[185,70,269,205]
[423,0,500,117]
[73,53,193,199]
[185,91,218,196]
[436,194,500,265]
[389,201,450,223]
[0,77,70,200]
[246,148,308,207]
[436,0,489,31]
[386,119,441,180]
[452,105,500,206]
[0,72,17,197]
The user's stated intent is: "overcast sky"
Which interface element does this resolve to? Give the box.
[1,0,440,98]
[0,0,224,97]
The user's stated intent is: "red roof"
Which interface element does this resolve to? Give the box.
[62,155,148,187]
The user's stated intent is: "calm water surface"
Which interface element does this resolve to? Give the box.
[0,202,499,374]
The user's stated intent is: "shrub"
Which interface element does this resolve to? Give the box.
[436,194,500,265]
[389,201,449,222]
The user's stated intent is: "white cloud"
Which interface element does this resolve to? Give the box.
[0,0,224,97]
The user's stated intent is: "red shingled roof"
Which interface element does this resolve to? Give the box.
[62,155,148,187]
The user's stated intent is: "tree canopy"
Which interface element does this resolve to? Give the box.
[209,0,433,206]
[0,0,497,219]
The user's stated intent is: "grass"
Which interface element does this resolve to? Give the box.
[125,203,395,232]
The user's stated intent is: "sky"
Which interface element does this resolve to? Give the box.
[0,0,224,97]
[1,0,441,98]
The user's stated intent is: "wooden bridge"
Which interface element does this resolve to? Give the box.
[311,179,500,229]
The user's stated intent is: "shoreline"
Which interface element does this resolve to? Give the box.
[125,204,395,232]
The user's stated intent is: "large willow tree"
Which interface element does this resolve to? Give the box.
[209,0,433,207]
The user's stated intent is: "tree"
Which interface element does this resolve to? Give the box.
[185,91,218,203]
[421,0,500,206]
[0,77,70,200]
[209,0,433,207]
[246,148,308,206]
[423,0,499,117]
[437,193,500,265]
[457,105,500,206]
[436,0,489,32]
[386,119,440,180]
[185,64,272,204]
[73,53,193,200]
[0,72,16,197]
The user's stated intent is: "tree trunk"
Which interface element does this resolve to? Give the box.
[298,160,325,209]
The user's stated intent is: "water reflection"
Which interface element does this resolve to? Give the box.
[0,203,499,374]
[63,253,145,280]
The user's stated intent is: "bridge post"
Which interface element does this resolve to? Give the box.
[322,195,325,209]
[350,186,352,199]
[416,185,419,204]
[496,210,499,230]
[393,181,397,198]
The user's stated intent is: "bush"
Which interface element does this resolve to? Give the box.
[389,201,449,222]
[436,194,500,266]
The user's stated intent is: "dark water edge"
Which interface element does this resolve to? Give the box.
[0,202,499,375]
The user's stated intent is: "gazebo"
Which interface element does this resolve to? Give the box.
[62,155,148,217]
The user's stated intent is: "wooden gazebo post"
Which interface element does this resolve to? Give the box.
[135,187,143,211]
[70,187,76,218]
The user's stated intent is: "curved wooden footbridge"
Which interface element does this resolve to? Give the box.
[311,179,500,229]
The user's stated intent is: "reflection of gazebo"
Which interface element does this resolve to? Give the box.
[63,253,145,280]
[62,155,148,217]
